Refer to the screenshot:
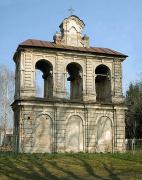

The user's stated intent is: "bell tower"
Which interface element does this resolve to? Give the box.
[12,15,127,153]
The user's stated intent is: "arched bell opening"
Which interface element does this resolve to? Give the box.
[66,62,83,100]
[35,59,53,98]
[95,64,111,103]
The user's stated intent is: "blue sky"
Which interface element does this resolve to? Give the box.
[0,0,142,93]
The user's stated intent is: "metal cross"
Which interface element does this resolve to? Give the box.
[68,6,75,16]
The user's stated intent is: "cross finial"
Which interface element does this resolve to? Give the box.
[68,6,75,16]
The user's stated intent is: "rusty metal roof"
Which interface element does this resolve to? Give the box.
[18,39,128,58]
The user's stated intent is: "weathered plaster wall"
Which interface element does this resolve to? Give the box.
[15,49,124,102]
[13,47,126,153]
[13,101,126,153]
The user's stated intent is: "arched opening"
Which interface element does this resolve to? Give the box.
[66,62,83,100]
[65,115,84,152]
[95,64,111,103]
[35,69,44,97]
[33,114,52,153]
[35,59,53,98]
[66,74,71,99]
[96,116,113,152]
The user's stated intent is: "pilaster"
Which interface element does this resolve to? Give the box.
[83,57,96,102]
[112,60,124,103]
[18,50,36,98]
[114,107,126,152]
[54,54,67,98]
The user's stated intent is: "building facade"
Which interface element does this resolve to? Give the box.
[12,15,127,153]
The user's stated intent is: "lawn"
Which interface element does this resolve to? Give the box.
[0,152,142,179]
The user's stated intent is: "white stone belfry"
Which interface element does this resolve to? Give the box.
[12,15,128,153]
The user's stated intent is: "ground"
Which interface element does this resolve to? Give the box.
[0,152,142,179]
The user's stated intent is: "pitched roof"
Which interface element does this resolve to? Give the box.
[18,39,128,58]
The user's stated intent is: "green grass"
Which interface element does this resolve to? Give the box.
[0,152,142,179]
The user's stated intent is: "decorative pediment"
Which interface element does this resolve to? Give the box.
[54,15,89,47]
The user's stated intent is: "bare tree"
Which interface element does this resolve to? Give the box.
[0,64,15,141]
